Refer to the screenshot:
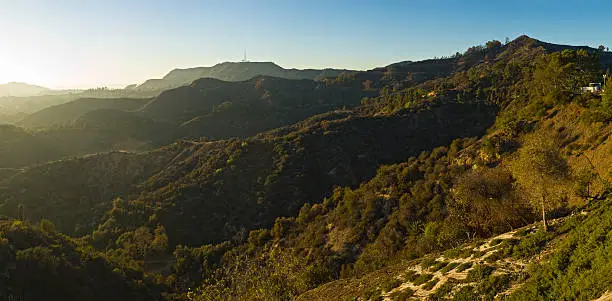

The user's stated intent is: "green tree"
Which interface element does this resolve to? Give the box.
[452,167,528,235]
[509,130,570,231]
[39,219,56,233]
[151,225,169,255]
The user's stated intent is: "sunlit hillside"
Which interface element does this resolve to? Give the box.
[0,2,611,300]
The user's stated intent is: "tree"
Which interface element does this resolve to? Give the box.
[598,45,606,52]
[509,130,570,231]
[39,219,56,233]
[151,225,169,255]
[452,167,528,236]
[486,40,502,49]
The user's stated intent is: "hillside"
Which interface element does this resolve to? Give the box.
[297,193,612,300]
[0,219,165,301]
[129,61,353,92]
[0,124,63,167]
[0,147,182,235]
[0,82,50,97]
[19,98,150,128]
[142,76,371,138]
[0,114,175,169]
[0,76,371,169]
[182,36,612,300]
[0,35,610,301]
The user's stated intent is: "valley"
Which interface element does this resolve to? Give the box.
[0,34,611,301]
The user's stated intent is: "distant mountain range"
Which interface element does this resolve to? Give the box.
[126,61,354,92]
[0,82,50,97]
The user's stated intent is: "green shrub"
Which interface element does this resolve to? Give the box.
[430,279,458,300]
[443,247,472,259]
[478,273,512,298]
[484,250,504,263]
[381,277,403,292]
[455,262,473,272]
[511,230,553,258]
[422,277,440,290]
[440,262,460,273]
[363,286,382,301]
[389,288,414,301]
[412,273,434,285]
[430,261,449,272]
[466,264,495,282]
[513,229,530,237]
[420,258,437,268]
[452,285,479,301]
[510,197,612,300]
[490,238,502,246]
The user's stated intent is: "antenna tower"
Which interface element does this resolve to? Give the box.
[242,49,248,62]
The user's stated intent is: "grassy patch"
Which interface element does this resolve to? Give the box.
[403,270,419,282]
[484,250,504,263]
[490,238,503,246]
[466,264,495,282]
[452,285,478,300]
[380,277,403,292]
[513,228,531,237]
[430,279,458,300]
[389,288,414,301]
[420,258,437,269]
[509,197,612,300]
[443,247,472,259]
[472,240,486,248]
[429,261,449,272]
[455,262,473,272]
[422,277,440,290]
[510,230,553,259]
[478,273,512,298]
[440,262,460,273]
[363,286,382,301]
[413,273,434,285]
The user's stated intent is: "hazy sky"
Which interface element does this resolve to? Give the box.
[0,0,610,89]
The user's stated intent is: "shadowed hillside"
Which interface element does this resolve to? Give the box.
[19,98,149,128]
[0,35,610,301]
[129,61,353,92]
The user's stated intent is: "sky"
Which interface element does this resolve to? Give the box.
[0,0,610,89]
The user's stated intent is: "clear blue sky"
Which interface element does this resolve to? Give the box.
[0,0,610,88]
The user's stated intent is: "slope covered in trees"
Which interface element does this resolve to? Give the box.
[0,76,372,168]
[0,36,610,300]
[0,219,166,301]
[184,36,612,300]
[19,98,149,128]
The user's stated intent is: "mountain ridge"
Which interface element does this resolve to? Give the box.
[127,61,355,92]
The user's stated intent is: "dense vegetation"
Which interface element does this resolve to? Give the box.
[0,76,374,168]
[0,219,166,301]
[0,36,610,300]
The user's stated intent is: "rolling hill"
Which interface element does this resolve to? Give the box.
[19,98,150,128]
[0,35,610,301]
[0,82,50,97]
[128,61,353,92]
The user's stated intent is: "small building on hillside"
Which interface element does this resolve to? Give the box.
[581,83,603,94]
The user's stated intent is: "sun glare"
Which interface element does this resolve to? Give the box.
[0,55,23,84]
